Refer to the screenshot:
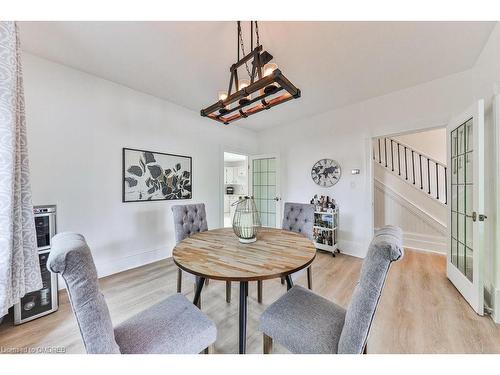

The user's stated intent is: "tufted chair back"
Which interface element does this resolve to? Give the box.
[47,232,120,354]
[171,203,209,243]
[281,202,315,240]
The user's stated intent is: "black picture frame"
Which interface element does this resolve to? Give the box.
[122,147,193,203]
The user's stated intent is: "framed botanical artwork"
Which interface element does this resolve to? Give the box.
[122,148,192,202]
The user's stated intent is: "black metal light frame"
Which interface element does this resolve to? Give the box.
[200,22,301,125]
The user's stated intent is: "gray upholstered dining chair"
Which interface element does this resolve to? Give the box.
[256,202,315,304]
[281,202,315,288]
[47,232,216,354]
[172,203,232,305]
[259,225,403,354]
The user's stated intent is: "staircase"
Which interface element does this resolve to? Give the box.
[373,137,447,205]
[373,137,447,253]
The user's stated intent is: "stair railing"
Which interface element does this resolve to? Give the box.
[373,137,447,205]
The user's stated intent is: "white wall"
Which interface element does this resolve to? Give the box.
[393,127,447,165]
[258,24,500,319]
[23,53,258,277]
[257,67,476,258]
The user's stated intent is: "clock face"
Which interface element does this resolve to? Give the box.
[311,159,341,187]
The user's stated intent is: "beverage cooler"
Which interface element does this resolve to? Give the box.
[14,205,59,325]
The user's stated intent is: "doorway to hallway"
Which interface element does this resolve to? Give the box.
[223,152,249,228]
[372,127,448,254]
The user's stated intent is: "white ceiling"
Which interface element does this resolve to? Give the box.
[18,21,495,131]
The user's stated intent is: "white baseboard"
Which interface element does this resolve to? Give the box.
[403,232,447,254]
[337,239,367,258]
[343,229,446,259]
[57,246,170,290]
[374,227,446,254]
[96,247,169,278]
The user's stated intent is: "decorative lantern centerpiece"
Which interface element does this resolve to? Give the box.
[232,196,261,243]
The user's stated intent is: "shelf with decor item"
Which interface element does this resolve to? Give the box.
[310,194,340,256]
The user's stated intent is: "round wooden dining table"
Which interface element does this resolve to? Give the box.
[173,227,316,354]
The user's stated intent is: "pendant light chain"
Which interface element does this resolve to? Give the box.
[238,21,260,79]
[255,21,260,47]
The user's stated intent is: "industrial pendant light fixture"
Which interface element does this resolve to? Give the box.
[201,21,301,125]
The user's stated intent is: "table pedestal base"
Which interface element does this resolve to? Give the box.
[192,275,295,354]
[239,281,248,354]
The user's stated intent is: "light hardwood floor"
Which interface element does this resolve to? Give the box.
[1,249,499,353]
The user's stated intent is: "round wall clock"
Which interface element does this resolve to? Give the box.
[311,159,341,187]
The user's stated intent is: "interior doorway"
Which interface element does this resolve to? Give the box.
[372,127,448,254]
[223,152,249,227]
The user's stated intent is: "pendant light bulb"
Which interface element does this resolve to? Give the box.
[263,63,278,77]
[263,63,279,94]
[218,91,229,114]
[239,79,251,105]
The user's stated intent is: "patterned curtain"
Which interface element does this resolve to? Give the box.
[0,22,42,316]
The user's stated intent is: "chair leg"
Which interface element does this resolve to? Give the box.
[307,266,313,290]
[203,344,215,354]
[280,277,285,285]
[263,334,273,354]
[205,278,210,286]
[177,268,182,293]
[194,283,201,309]
[257,280,263,303]
[226,281,231,303]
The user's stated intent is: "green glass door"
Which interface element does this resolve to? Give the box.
[251,155,280,228]
[450,119,473,281]
[447,100,484,316]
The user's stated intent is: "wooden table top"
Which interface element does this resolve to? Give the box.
[173,227,316,281]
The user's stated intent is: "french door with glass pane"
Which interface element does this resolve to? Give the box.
[250,154,281,228]
[447,100,485,315]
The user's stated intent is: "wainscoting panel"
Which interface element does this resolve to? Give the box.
[374,179,447,253]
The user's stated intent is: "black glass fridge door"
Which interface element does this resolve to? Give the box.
[35,216,51,248]
[20,253,53,320]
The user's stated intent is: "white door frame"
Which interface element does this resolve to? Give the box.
[446,100,485,315]
[219,147,250,228]
[494,94,500,324]
[249,153,281,228]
